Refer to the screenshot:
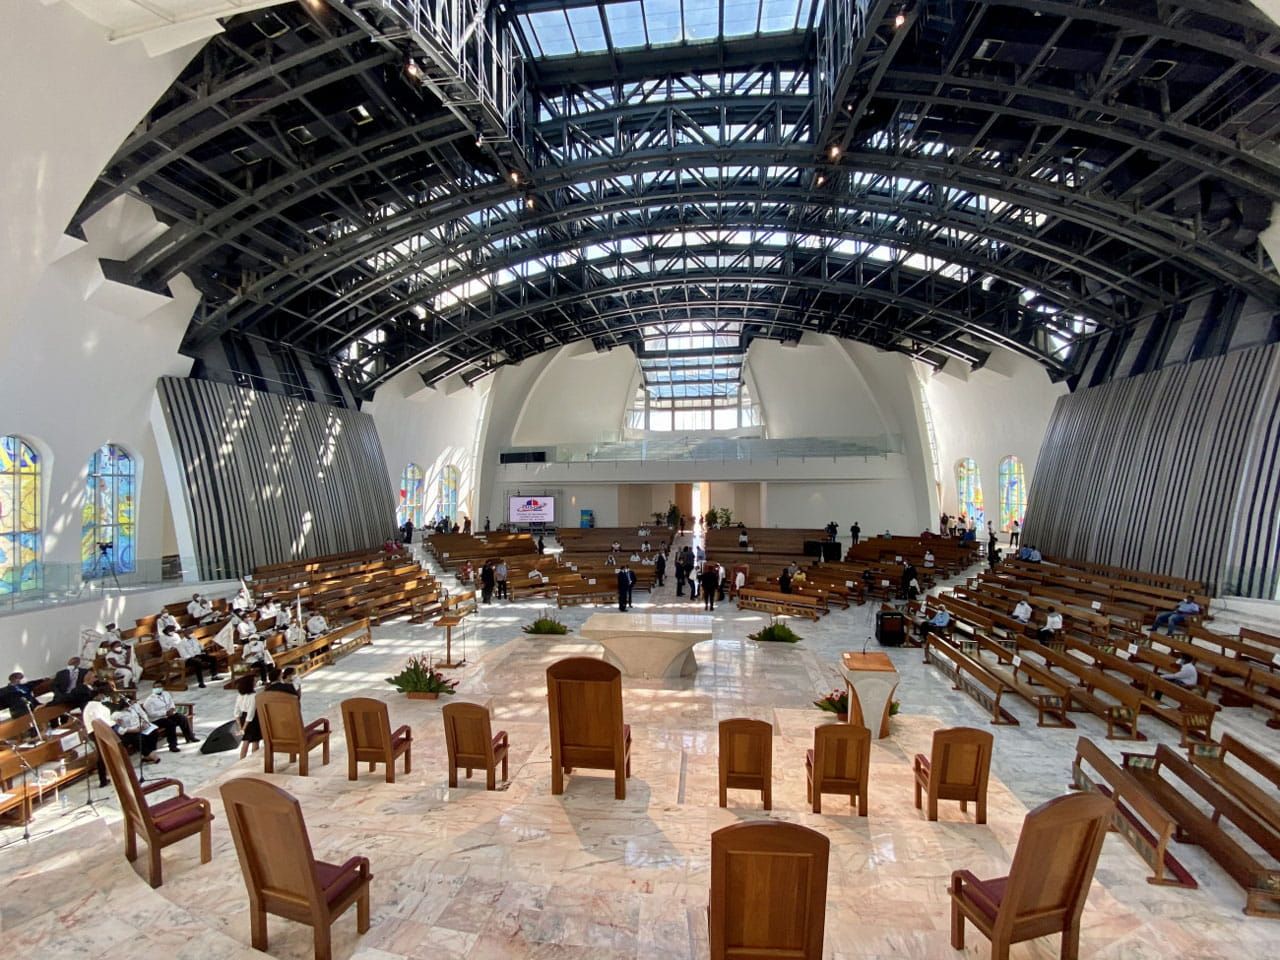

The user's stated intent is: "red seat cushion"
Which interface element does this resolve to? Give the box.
[315,860,361,906]
[963,875,1008,922]
[149,795,207,833]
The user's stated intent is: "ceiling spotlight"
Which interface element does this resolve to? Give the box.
[510,171,521,184]
[404,58,424,82]
[828,145,841,160]
[475,135,484,147]
[815,174,826,186]
[525,196,536,209]
[894,11,907,28]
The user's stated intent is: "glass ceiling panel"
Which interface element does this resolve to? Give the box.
[566,6,608,52]
[526,11,576,56]
[605,1,647,46]
[645,0,683,46]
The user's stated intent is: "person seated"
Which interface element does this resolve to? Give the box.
[280,665,302,695]
[305,611,329,639]
[1037,608,1063,641]
[158,626,220,688]
[257,596,282,624]
[611,540,621,551]
[605,554,616,566]
[792,569,807,585]
[231,585,254,615]
[1011,599,1032,623]
[917,606,951,641]
[105,640,142,688]
[157,609,180,635]
[737,530,749,547]
[285,613,308,647]
[186,593,216,623]
[103,622,124,646]
[54,664,97,712]
[1017,545,1033,561]
[923,549,935,569]
[0,672,40,720]
[111,694,162,764]
[233,611,258,646]
[629,551,641,563]
[52,657,92,703]
[264,667,300,697]
[1026,545,1042,562]
[1151,596,1202,636]
[239,633,274,683]
[141,682,199,752]
[1157,653,1199,696]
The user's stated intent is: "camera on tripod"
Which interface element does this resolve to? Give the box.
[97,542,113,555]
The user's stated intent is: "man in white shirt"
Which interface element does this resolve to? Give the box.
[258,597,281,624]
[102,622,123,647]
[141,683,198,751]
[157,609,179,635]
[1037,608,1064,641]
[187,593,216,623]
[306,613,329,638]
[111,696,161,764]
[231,585,254,615]
[923,549,935,569]
[1011,600,1033,623]
[81,682,116,787]
[734,569,746,595]
[239,634,274,683]
[1157,654,1199,696]
[233,612,258,645]
[105,640,142,688]
[158,626,220,688]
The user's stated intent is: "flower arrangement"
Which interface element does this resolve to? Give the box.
[385,653,458,697]
[523,616,570,635]
[749,622,803,643]
[813,689,849,715]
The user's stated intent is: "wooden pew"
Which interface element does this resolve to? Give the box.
[1187,734,1280,837]
[968,634,1075,728]
[1017,636,1146,740]
[925,635,1019,726]
[1123,745,1280,918]
[1070,737,1196,888]
[556,579,617,608]
[736,587,824,621]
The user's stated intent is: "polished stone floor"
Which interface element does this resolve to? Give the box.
[3,538,1279,959]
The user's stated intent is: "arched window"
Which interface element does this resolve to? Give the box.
[0,436,42,594]
[998,456,1027,531]
[397,463,425,527]
[438,465,461,524]
[954,458,985,527]
[82,444,136,577]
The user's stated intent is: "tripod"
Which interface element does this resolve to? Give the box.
[77,542,122,596]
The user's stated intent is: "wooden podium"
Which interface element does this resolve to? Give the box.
[841,651,900,739]
[434,615,466,669]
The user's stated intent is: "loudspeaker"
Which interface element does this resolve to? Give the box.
[876,610,906,647]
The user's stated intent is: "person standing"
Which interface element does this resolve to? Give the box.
[484,516,490,532]
[480,560,496,604]
[675,553,687,596]
[1009,520,1020,547]
[617,565,630,612]
[537,536,545,555]
[850,522,861,546]
[142,683,199,752]
[654,550,666,586]
[717,563,727,602]
[82,682,115,787]
[778,567,792,594]
[233,674,260,759]
[495,559,509,600]
[624,565,636,610]
[463,516,472,535]
[702,564,719,611]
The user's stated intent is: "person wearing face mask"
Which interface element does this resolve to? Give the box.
[110,693,162,764]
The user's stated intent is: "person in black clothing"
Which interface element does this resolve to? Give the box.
[701,565,719,610]
[900,561,918,599]
[675,556,687,596]
[401,519,414,544]
[537,536,545,555]
[778,568,793,594]
[264,667,301,697]
[480,560,496,603]
[617,566,630,612]
[0,672,40,720]
[52,658,91,703]
[850,522,860,546]
[654,551,666,586]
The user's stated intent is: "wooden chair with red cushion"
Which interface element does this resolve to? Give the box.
[805,722,871,815]
[442,701,508,790]
[709,820,829,960]
[717,718,772,810]
[546,657,631,799]
[340,697,411,783]
[914,726,994,823]
[91,719,213,888]
[257,691,330,776]
[220,776,372,960]
[950,792,1114,960]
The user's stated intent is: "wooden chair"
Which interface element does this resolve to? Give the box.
[442,701,509,790]
[340,698,412,783]
[546,656,631,799]
[805,722,871,815]
[950,792,1113,960]
[90,719,213,888]
[257,691,331,776]
[708,820,829,960]
[717,718,772,810]
[914,726,994,824]
[220,777,372,960]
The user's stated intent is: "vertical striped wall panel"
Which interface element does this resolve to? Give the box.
[156,377,395,578]
[1024,342,1280,599]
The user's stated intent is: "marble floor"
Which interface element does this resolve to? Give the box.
[3,540,1279,959]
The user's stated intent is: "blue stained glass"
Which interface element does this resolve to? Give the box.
[645,0,683,45]
[83,443,136,577]
[605,1,647,47]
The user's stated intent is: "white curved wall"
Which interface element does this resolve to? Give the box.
[511,345,638,445]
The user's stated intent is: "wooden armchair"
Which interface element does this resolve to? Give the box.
[220,776,372,960]
[546,657,631,799]
[709,821,829,960]
[91,719,213,888]
[442,701,509,790]
[914,726,994,824]
[805,722,871,815]
[340,698,412,783]
[717,718,772,810]
[950,792,1113,960]
[257,691,331,776]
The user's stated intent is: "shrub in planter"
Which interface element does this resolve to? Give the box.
[385,654,458,697]
[523,616,570,635]
[748,622,802,643]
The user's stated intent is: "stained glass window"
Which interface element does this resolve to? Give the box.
[0,436,42,594]
[438,465,461,524]
[999,455,1027,531]
[955,458,985,528]
[397,463,425,527]
[82,444,136,577]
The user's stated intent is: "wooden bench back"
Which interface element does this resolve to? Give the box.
[442,702,496,769]
[547,657,625,769]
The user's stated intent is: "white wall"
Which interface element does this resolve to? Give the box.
[747,338,893,438]
[764,480,923,533]
[922,348,1068,529]
[366,371,489,527]
[512,345,637,445]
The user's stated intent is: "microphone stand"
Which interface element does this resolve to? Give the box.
[0,740,59,848]
[24,700,46,743]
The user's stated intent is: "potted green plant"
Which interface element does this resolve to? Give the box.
[385,653,458,700]
[523,615,570,635]
[814,689,849,723]
[748,622,802,643]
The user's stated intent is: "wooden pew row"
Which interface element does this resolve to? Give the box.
[1130,635,1280,729]
[735,587,825,621]
[1123,745,1280,919]
[1188,734,1280,837]
[1039,555,1205,595]
[924,634,1020,726]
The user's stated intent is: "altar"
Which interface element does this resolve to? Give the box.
[841,651,901,739]
[579,612,712,679]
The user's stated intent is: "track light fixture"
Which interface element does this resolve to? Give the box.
[404,58,424,82]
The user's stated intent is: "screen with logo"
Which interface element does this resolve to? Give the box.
[508,495,555,524]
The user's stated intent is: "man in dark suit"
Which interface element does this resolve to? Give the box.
[52,657,91,704]
[0,672,40,720]
[701,564,720,611]
[654,551,666,587]
[617,566,630,612]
